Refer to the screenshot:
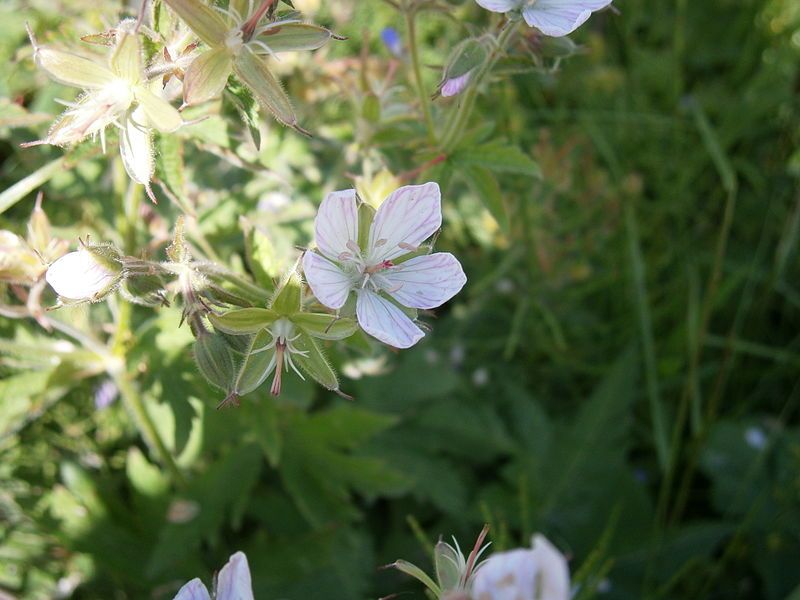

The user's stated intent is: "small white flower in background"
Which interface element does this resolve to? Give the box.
[475,0,613,37]
[173,551,254,600]
[471,534,570,600]
[45,245,123,301]
[25,20,183,200]
[302,182,467,349]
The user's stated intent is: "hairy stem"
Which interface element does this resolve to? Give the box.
[404,7,437,145]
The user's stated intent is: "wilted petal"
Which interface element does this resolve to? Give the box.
[34,47,115,89]
[119,109,154,187]
[45,249,120,300]
[233,47,300,131]
[522,0,612,36]
[254,23,335,54]
[110,31,142,83]
[134,86,183,132]
[164,0,229,46]
[382,253,466,309]
[215,551,255,600]
[475,0,522,12]
[173,578,211,600]
[356,290,424,349]
[302,251,355,310]
[313,189,359,261]
[368,182,441,263]
[183,48,233,106]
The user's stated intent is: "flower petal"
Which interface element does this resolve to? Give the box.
[356,290,424,349]
[474,0,522,12]
[302,251,354,310]
[522,0,612,37]
[382,253,466,309]
[215,551,254,600]
[313,189,359,261]
[368,182,441,263]
[110,31,142,83]
[183,48,234,106]
[530,534,571,600]
[45,250,117,300]
[34,47,116,89]
[119,109,154,186]
[172,578,211,600]
[134,87,183,132]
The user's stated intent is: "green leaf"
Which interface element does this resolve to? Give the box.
[462,165,508,233]
[293,332,339,391]
[270,267,302,315]
[453,142,542,178]
[225,75,262,150]
[291,313,358,340]
[234,330,277,395]
[255,23,336,53]
[233,47,305,134]
[193,331,235,391]
[209,307,278,335]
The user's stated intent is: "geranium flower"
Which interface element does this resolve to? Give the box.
[475,0,613,37]
[302,182,467,349]
[173,551,253,600]
[25,21,183,200]
[470,534,570,600]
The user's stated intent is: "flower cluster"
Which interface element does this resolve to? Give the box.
[24,0,341,199]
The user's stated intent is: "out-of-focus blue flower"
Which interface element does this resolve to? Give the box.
[94,379,119,410]
[381,27,403,57]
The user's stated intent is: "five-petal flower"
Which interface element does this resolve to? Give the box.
[475,0,613,37]
[302,183,467,349]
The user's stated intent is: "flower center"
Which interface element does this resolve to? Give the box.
[225,29,244,52]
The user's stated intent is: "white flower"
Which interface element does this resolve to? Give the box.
[470,534,570,600]
[173,551,254,600]
[302,183,467,349]
[45,247,122,301]
[475,0,613,37]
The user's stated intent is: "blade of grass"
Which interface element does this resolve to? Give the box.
[0,156,65,215]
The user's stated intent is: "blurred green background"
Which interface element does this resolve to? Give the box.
[1,0,799,598]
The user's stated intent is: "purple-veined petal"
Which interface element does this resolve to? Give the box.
[522,0,612,37]
[356,290,424,349]
[441,71,473,97]
[314,189,359,262]
[215,552,254,600]
[475,0,522,12]
[173,579,211,600]
[302,251,355,310]
[382,252,466,309]
[368,182,441,263]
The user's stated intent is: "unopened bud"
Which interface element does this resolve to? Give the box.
[45,244,123,301]
[435,38,488,99]
[0,231,45,285]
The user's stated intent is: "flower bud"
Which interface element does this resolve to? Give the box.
[45,244,124,301]
[435,38,488,99]
[470,534,570,600]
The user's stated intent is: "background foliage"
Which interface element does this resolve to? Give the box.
[1,0,800,598]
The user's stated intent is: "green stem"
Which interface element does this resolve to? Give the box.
[110,175,186,486]
[441,19,520,151]
[405,7,437,145]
